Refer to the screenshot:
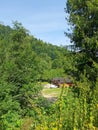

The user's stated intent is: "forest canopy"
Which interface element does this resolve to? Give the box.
[0,21,73,129]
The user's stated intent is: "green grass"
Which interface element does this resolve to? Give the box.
[42,87,69,98]
[42,88,61,97]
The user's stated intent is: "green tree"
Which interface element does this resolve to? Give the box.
[66,0,98,129]
[66,0,98,69]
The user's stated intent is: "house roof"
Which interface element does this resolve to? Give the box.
[51,77,72,84]
[65,77,73,84]
[51,77,64,82]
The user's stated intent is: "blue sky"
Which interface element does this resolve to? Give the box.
[0,0,71,46]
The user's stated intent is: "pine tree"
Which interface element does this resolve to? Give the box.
[66,0,98,129]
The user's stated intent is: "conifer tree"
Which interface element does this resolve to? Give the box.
[66,0,98,128]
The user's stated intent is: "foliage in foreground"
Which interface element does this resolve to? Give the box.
[1,83,98,130]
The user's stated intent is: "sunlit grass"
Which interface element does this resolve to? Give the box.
[42,87,70,98]
[42,88,61,97]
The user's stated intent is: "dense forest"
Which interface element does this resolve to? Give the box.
[0,21,73,130]
[0,0,98,130]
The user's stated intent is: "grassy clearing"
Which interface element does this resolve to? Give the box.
[42,88,61,97]
[42,87,70,98]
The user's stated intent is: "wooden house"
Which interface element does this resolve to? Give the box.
[51,77,73,87]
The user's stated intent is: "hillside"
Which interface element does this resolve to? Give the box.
[0,22,72,129]
[0,22,70,82]
[0,22,98,130]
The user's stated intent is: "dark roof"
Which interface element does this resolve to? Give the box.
[52,77,64,81]
[51,77,72,84]
[65,77,72,84]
